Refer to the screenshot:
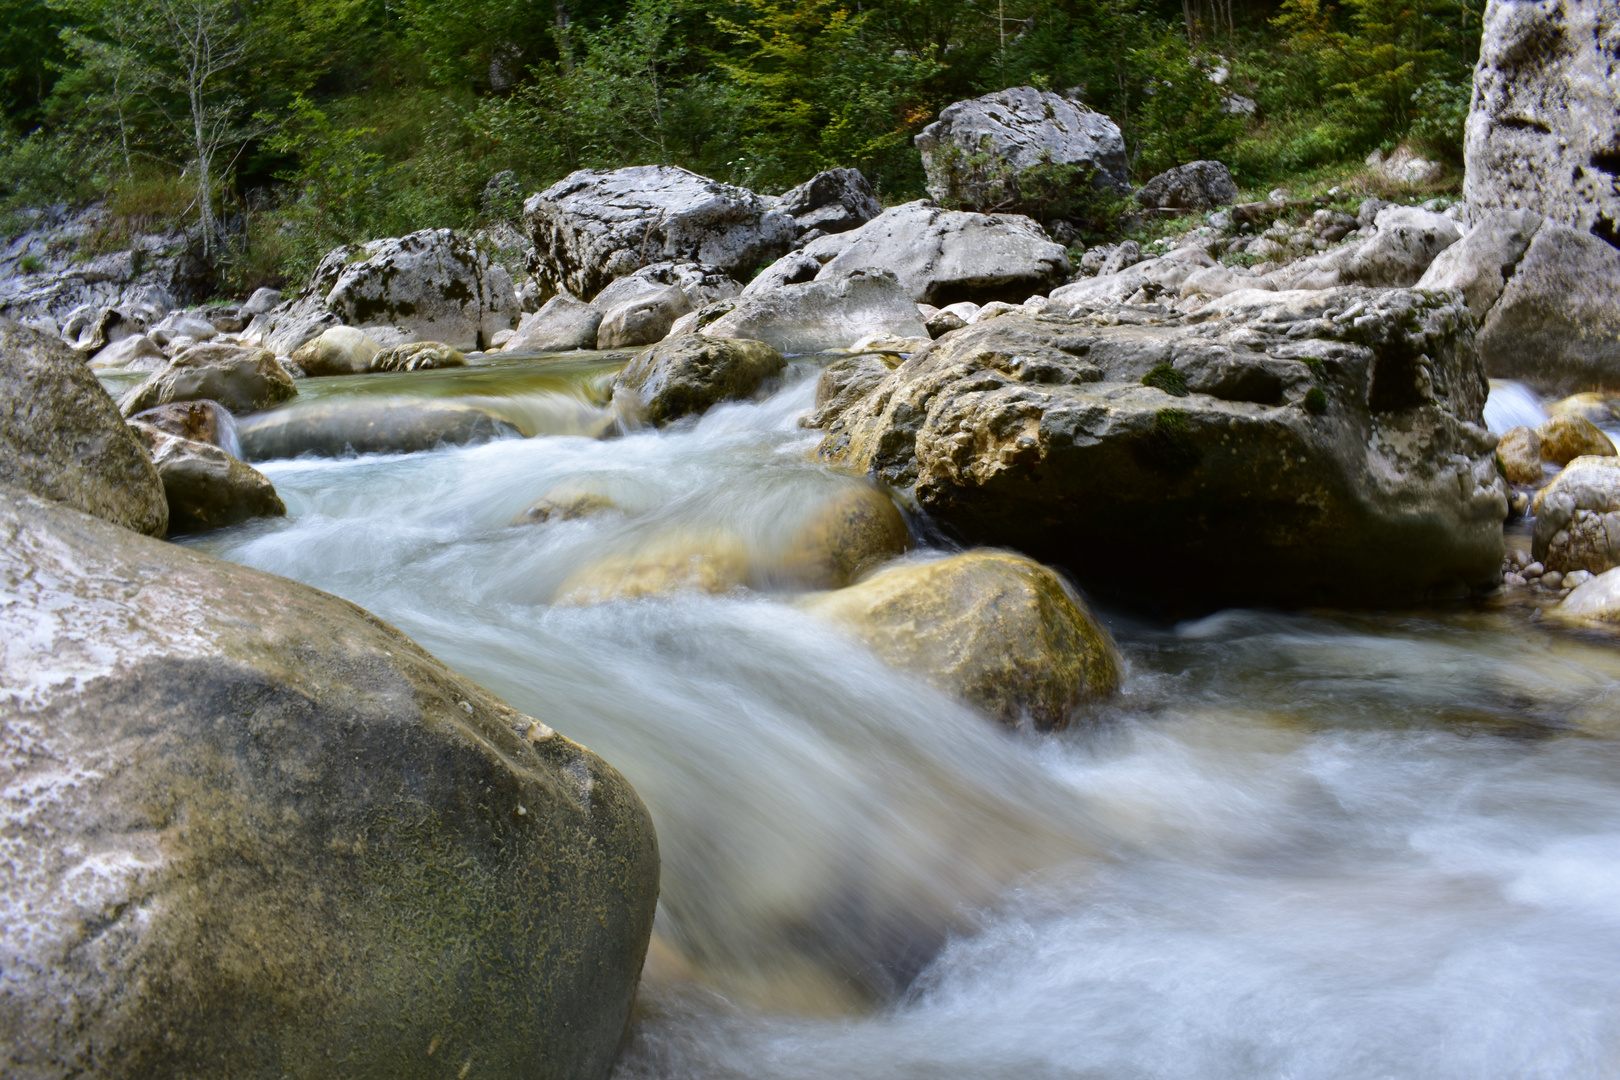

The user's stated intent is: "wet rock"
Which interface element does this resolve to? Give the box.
[914,87,1129,215]
[372,341,468,372]
[524,165,794,301]
[768,482,910,589]
[778,168,882,238]
[800,550,1122,729]
[704,267,929,353]
[556,530,755,603]
[236,399,519,460]
[241,286,281,315]
[817,288,1507,609]
[129,399,242,457]
[596,285,692,348]
[87,332,165,370]
[1496,425,1544,484]
[804,353,900,431]
[0,489,658,1080]
[1136,161,1239,211]
[1536,414,1616,465]
[802,201,1072,306]
[1532,456,1620,574]
[0,317,166,536]
[504,295,604,353]
[128,421,285,533]
[612,335,786,426]
[1548,391,1620,424]
[290,325,382,376]
[118,343,297,417]
[513,482,622,525]
[319,229,521,351]
[1464,0,1620,242]
[1548,566,1620,626]
[1264,206,1460,290]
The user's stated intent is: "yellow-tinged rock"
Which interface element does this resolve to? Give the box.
[1546,392,1620,425]
[1537,413,1617,465]
[555,530,753,603]
[768,482,909,589]
[1496,425,1543,484]
[800,549,1122,730]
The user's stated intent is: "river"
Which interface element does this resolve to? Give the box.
[188,352,1620,1079]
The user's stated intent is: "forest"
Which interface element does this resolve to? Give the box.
[0,0,1483,287]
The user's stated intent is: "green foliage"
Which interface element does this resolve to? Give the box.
[1124,30,1244,176]
[18,253,43,271]
[1143,363,1190,397]
[1304,386,1328,413]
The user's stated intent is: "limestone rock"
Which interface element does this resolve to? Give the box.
[612,335,786,425]
[0,489,658,1080]
[914,87,1129,215]
[816,288,1507,609]
[1136,161,1239,211]
[319,229,520,351]
[87,332,165,370]
[778,168,882,238]
[504,295,604,353]
[0,317,167,536]
[596,285,692,349]
[591,261,741,312]
[290,325,382,376]
[1264,206,1461,290]
[799,550,1122,729]
[524,166,794,301]
[767,482,909,589]
[804,353,899,431]
[118,343,297,417]
[241,299,339,356]
[1054,248,1217,308]
[372,341,467,372]
[1532,456,1620,573]
[1549,565,1620,626]
[128,421,285,533]
[1464,0,1620,242]
[1416,208,1543,320]
[803,202,1072,306]
[1367,146,1445,186]
[128,399,243,457]
[1536,413,1616,465]
[556,530,755,603]
[1547,392,1620,425]
[704,268,927,354]
[237,399,519,460]
[241,286,281,315]
[149,310,218,345]
[740,251,823,298]
[1496,424,1544,483]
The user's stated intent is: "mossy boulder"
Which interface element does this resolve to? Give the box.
[611,335,785,426]
[0,317,167,536]
[767,481,909,589]
[0,489,659,1080]
[118,343,297,417]
[800,550,1122,730]
[128,420,286,534]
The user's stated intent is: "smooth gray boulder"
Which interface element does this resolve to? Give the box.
[524,166,794,301]
[119,343,297,417]
[289,325,382,376]
[778,168,882,239]
[0,488,659,1080]
[241,286,281,315]
[1264,206,1461,290]
[503,295,603,353]
[814,287,1506,609]
[915,87,1129,213]
[704,267,929,353]
[87,332,165,370]
[237,398,519,460]
[318,229,521,351]
[241,300,339,356]
[1464,0,1620,244]
[803,202,1072,306]
[612,335,787,425]
[590,260,740,311]
[741,251,822,298]
[129,399,243,457]
[596,285,692,348]
[128,420,286,533]
[0,317,167,536]
[1419,211,1620,394]
[1136,161,1239,210]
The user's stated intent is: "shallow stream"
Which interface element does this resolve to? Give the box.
[190,355,1620,1078]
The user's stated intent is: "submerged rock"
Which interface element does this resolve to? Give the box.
[556,529,755,603]
[800,550,1122,729]
[1536,414,1616,466]
[704,267,928,354]
[816,287,1507,609]
[1532,456,1620,575]
[768,482,910,589]
[237,398,519,460]
[612,335,786,426]
[0,489,658,1080]
[128,421,285,533]
[0,316,167,536]
[118,343,297,417]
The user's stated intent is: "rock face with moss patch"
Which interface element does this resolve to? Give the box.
[0,489,659,1080]
[316,229,521,351]
[0,317,167,536]
[800,550,1121,729]
[612,335,786,426]
[814,287,1507,609]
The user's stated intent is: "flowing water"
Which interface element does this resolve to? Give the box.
[188,357,1620,1078]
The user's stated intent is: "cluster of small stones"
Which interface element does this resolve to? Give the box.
[1501,549,1592,595]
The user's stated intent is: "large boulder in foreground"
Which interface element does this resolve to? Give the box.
[814,287,1507,609]
[704,267,928,353]
[802,202,1072,306]
[524,166,794,302]
[0,317,167,536]
[118,343,297,417]
[1464,0,1620,242]
[317,229,521,351]
[800,550,1122,730]
[612,335,786,426]
[1419,211,1620,394]
[914,87,1129,215]
[0,489,659,1080]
